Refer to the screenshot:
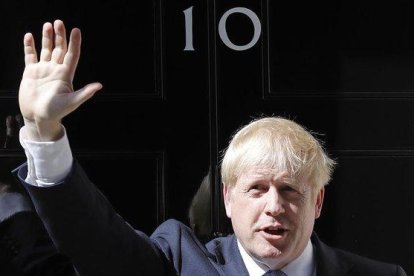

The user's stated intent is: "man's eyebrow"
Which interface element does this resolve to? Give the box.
[244,172,296,183]
[244,173,273,180]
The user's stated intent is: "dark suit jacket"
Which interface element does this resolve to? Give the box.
[0,192,75,275]
[15,161,407,276]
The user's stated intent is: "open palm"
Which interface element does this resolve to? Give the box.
[18,20,102,140]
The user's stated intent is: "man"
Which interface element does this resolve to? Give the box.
[16,20,406,275]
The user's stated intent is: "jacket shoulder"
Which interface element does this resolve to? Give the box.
[312,234,407,276]
[337,248,405,275]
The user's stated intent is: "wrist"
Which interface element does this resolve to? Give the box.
[23,119,63,141]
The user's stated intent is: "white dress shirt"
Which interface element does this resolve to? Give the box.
[238,239,316,276]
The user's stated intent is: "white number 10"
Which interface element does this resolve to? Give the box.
[183,6,262,52]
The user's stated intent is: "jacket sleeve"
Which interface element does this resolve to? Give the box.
[16,160,167,276]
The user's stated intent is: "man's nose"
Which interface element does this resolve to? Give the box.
[264,188,285,216]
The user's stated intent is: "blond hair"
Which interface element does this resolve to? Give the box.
[221,117,335,190]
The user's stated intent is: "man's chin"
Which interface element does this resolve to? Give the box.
[254,242,284,259]
[255,250,289,270]
[252,236,293,262]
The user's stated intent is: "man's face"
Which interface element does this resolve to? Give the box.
[223,167,324,269]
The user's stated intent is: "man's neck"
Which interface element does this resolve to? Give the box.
[237,239,315,276]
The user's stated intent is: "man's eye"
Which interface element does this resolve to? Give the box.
[280,186,297,193]
[250,184,267,191]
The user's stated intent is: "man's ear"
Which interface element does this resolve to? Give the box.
[223,184,232,218]
[314,186,325,219]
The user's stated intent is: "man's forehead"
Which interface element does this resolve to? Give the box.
[239,167,294,183]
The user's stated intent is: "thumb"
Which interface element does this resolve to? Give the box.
[68,82,102,110]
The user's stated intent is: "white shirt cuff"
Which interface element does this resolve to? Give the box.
[19,125,73,187]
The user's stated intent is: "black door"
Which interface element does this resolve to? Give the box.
[0,0,412,274]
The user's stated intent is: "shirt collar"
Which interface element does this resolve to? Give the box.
[237,239,315,276]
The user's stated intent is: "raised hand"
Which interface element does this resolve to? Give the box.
[18,20,102,141]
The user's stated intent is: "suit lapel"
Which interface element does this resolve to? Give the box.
[207,234,250,276]
[311,233,353,276]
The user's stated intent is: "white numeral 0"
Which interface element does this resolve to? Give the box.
[218,7,261,51]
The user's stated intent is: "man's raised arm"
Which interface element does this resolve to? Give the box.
[15,20,166,275]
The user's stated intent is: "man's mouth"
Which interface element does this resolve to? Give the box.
[263,227,288,236]
[259,223,289,238]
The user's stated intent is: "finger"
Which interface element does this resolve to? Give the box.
[23,33,38,65]
[63,28,81,78]
[67,83,103,111]
[51,19,67,63]
[40,22,53,61]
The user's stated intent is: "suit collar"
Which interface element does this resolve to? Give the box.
[311,233,353,276]
[227,235,250,275]
[207,234,249,276]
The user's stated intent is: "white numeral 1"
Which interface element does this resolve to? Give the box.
[183,6,194,51]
